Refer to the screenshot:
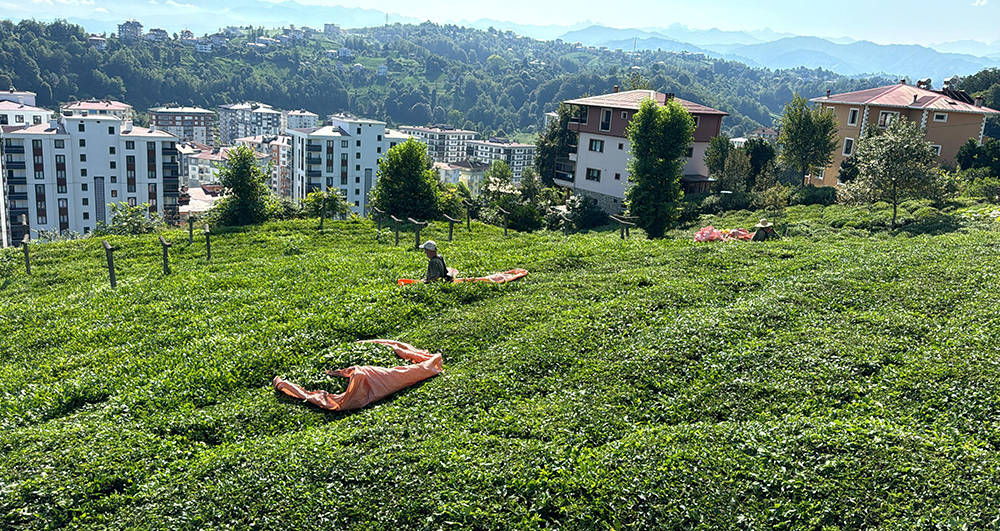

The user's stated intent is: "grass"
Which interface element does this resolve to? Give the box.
[2,217,1000,529]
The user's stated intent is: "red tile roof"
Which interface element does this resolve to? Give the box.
[811,84,1000,115]
[564,90,729,116]
[61,99,133,111]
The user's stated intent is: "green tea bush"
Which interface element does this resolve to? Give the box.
[790,185,837,206]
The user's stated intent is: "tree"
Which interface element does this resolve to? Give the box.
[742,137,777,187]
[717,149,751,193]
[704,134,731,177]
[518,167,542,204]
[533,104,577,187]
[846,118,938,229]
[625,97,695,238]
[302,189,351,218]
[95,202,163,235]
[777,93,839,179]
[369,138,439,220]
[212,144,273,226]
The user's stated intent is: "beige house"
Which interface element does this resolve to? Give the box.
[810,82,1000,186]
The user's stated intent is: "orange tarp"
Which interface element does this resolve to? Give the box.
[272,340,443,411]
[398,268,528,286]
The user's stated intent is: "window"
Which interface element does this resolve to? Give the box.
[600,109,612,131]
[621,111,628,120]
[80,154,87,162]
[82,198,89,206]
[84,227,90,234]
[693,116,700,128]
[148,170,157,179]
[878,111,898,128]
[127,197,136,206]
[377,147,382,153]
[357,127,362,134]
[356,140,361,147]
[354,201,359,207]
[615,173,621,180]
[126,141,135,150]
[111,190,118,198]
[355,189,360,196]
[686,147,694,158]
[931,145,942,156]
[570,106,588,125]
[933,113,948,123]
[128,184,135,193]
[147,142,155,150]
[356,164,360,171]
[585,168,601,181]
[110,161,116,169]
[54,140,64,149]
[78,123,85,132]
[108,126,115,135]
[843,137,855,156]
[342,140,348,148]
[355,176,361,183]
[57,185,66,193]
[15,115,25,123]
[848,108,860,126]
[109,147,116,155]
[110,176,117,183]
[79,139,86,147]
[37,215,47,224]
[589,139,604,152]
[80,169,87,177]
[377,134,382,141]
[36,185,45,195]
[55,155,65,163]
[356,152,361,159]
[58,198,67,208]
[83,212,90,220]
[82,183,88,191]
[33,155,43,164]
[126,155,135,164]
[33,116,41,124]
[0,115,6,124]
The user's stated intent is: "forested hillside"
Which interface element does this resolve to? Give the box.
[0,19,895,137]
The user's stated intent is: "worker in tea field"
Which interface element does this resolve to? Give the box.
[751,219,780,242]
[420,240,453,282]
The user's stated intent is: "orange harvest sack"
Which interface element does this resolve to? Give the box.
[272,340,443,411]
[398,268,528,286]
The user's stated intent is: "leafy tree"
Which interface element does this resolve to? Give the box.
[94,202,163,235]
[369,138,439,220]
[625,97,695,238]
[211,144,273,226]
[704,134,731,177]
[845,118,938,229]
[518,167,542,204]
[302,189,351,218]
[621,71,652,91]
[742,137,777,186]
[777,93,839,179]
[533,104,576,187]
[717,149,751,193]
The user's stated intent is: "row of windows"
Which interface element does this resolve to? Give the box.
[0,115,43,125]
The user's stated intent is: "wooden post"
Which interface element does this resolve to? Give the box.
[320,195,327,230]
[498,207,510,236]
[609,215,637,240]
[390,215,402,246]
[559,213,572,237]
[21,235,30,275]
[159,235,172,275]
[462,200,472,231]
[408,218,429,250]
[188,217,194,244]
[373,207,385,231]
[102,240,116,288]
[204,224,212,262]
[442,214,461,242]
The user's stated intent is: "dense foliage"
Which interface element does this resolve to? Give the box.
[777,93,839,178]
[368,138,440,220]
[0,19,895,137]
[210,144,274,226]
[3,213,1000,528]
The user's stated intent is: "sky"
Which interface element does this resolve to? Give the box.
[2,0,998,46]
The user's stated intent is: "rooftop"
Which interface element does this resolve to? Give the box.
[61,99,134,112]
[150,106,215,114]
[0,100,49,113]
[564,90,729,116]
[811,84,1000,115]
[399,125,478,135]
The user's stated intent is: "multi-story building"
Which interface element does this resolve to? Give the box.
[117,20,143,42]
[217,102,283,146]
[149,106,216,146]
[748,126,779,143]
[235,134,292,198]
[324,24,341,36]
[61,100,135,122]
[184,146,268,187]
[2,115,180,241]
[0,89,37,107]
[88,35,107,50]
[145,28,168,42]
[397,125,478,163]
[286,114,404,213]
[284,110,319,132]
[557,88,728,213]
[467,138,536,182]
[810,81,1000,186]
[0,100,50,128]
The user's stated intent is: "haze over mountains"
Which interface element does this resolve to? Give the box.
[9,0,1000,84]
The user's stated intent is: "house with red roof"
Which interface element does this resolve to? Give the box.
[557,88,728,213]
[810,81,1000,186]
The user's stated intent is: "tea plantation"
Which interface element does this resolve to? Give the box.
[1,216,999,529]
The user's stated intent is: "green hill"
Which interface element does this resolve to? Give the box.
[2,218,1000,528]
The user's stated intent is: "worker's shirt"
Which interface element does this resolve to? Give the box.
[426,254,448,282]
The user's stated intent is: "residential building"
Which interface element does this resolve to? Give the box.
[210,34,229,46]
[284,110,319,132]
[324,24,341,36]
[0,89,36,107]
[810,81,1000,186]
[397,125,478,163]
[149,106,216,146]
[235,134,292,197]
[185,146,268,187]
[176,141,212,188]
[195,41,212,54]
[338,48,352,59]
[117,20,143,42]
[145,28,168,42]
[180,29,194,40]
[223,26,245,37]
[748,127,778,142]
[2,115,180,241]
[555,88,728,212]
[61,100,135,122]
[217,102,283,145]
[467,138,536,182]
[377,65,388,77]
[286,114,398,213]
[0,100,50,128]
[88,35,107,50]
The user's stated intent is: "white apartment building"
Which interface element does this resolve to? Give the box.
[284,110,319,132]
[149,106,216,146]
[61,100,135,122]
[2,115,180,241]
[467,138,536,182]
[184,146,269,188]
[397,125,478,163]
[0,101,51,128]
[235,135,292,198]
[0,89,37,106]
[287,114,402,213]
[218,102,283,146]
[118,20,143,42]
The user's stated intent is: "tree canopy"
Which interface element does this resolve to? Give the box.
[369,138,439,220]
[777,94,839,179]
[212,144,273,226]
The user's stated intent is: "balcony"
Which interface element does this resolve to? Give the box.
[163,162,180,171]
[306,144,321,152]
[4,145,25,154]
[306,156,322,165]
[162,147,179,157]
[554,171,575,182]
[9,192,28,201]
[306,170,322,178]
[5,161,25,170]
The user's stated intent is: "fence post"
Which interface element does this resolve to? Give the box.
[373,207,385,231]
[188,217,194,244]
[560,214,572,237]
[320,195,327,230]
[609,215,637,240]
[21,235,30,275]
[442,214,460,242]
[498,207,509,236]
[204,224,212,262]
[390,215,402,246]
[408,218,429,250]
[159,235,172,275]
[462,200,472,231]
[102,240,116,288]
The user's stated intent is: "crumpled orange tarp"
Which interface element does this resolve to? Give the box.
[693,225,752,243]
[398,268,528,286]
[272,340,442,411]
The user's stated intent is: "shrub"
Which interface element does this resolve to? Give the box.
[791,185,837,206]
[566,195,606,230]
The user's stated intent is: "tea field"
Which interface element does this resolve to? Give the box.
[2,217,1000,529]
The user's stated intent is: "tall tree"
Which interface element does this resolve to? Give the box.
[213,144,272,226]
[777,93,839,179]
[742,137,777,187]
[533,104,577,187]
[704,134,731,178]
[369,138,439,220]
[625,97,695,238]
[847,118,937,229]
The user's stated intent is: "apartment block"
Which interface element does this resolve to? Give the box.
[218,102,283,146]
[235,134,292,198]
[117,20,143,42]
[397,125,478,163]
[61,100,135,122]
[810,81,1000,186]
[467,138,536,182]
[558,88,728,213]
[0,89,37,107]
[184,146,268,188]
[284,110,319,132]
[0,101,50,128]
[2,115,180,242]
[149,106,217,146]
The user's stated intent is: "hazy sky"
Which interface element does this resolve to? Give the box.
[3,0,998,45]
